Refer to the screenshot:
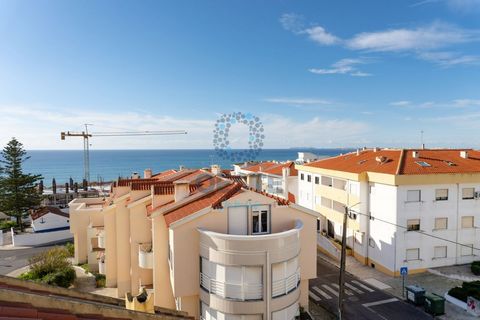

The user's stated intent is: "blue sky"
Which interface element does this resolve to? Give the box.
[0,0,480,149]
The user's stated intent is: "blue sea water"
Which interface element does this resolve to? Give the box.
[20,149,352,185]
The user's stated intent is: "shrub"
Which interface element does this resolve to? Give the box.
[28,247,71,279]
[472,261,480,275]
[79,263,90,274]
[0,220,17,230]
[95,274,106,288]
[449,287,468,302]
[41,268,76,288]
[65,242,75,257]
[18,271,37,281]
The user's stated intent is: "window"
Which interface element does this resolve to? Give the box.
[416,161,431,167]
[462,188,475,200]
[272,257,300,298]
[407,219,420,231]
[307,175,311,182]
[435,189,448,201]
[369,238,375,248]
[300,173,304,181]
[462,216,474,229]
[434,218,448,230]
[314,176,319,185]
[321,176,333,187]
[321,197,332,209]
[461,244,474,256]
[252,207,269,234]
[407,190,421,202]
[434,246,447,259]
[406,248,420,261]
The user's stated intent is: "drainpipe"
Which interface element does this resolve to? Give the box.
[456,183,460,265]
[266,250,270,320]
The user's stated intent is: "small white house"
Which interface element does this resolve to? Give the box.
[30,206,70,233]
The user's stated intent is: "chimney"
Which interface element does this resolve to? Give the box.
[412,151,419,158]
[174,181,190,202]
[131,172,140,179]
[211,164,221,176]
[373,147,379,152]
[144,168,152,179]
[179,165,185,171]
[356,149,360,156]
[461,150,469,159]
[282,166,290,199]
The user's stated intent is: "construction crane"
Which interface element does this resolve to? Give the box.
[61,124,187,184]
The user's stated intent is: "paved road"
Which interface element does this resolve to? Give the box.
[0,241,70,275]
[310,258,431,320]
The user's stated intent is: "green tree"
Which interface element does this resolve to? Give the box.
[0,138,43,231]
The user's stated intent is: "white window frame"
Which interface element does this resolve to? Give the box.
[434,217,448,230]
[252,206,270,235]
[462,188,475,200]
[435,189,448,201]
[406,190,421,203]
[407,219,420,231]
[462,216,474,229]
[406,248,420,261]
[433,246,447,259]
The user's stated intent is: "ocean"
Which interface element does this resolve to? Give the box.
[20,149,353,185]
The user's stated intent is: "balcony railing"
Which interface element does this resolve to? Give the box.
[138,243,153,269]
[200,273,263,301]
[272,268,300,298]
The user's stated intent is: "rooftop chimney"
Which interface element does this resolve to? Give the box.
[412,151,419,158]
[179,165,185,171]
[211,164,221,176]
[373,147,379,152]
[174,181,190,202]
[461,150,469,159]
[356,149,360,156]
[144,168,152,179]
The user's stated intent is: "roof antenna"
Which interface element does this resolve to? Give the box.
[420,130,425,150]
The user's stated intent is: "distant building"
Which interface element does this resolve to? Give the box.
[297,148,480,276]
[70,166,318,320]
[233,161,298,202]
[30,206,70,232]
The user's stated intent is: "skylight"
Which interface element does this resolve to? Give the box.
[416,161,431,167]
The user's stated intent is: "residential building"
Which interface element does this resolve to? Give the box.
[70,166,318,320]
[297,148,480,276]
[233,161,298,202]
[30,206,70,232]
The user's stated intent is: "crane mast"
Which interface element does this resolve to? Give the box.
[61,124,187,185]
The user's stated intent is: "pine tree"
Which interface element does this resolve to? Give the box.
[0,138,43,231]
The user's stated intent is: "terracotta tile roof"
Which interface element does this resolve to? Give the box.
[152,169,177,178]
[304,148,480,175]
[222,173,247,187]
[163,182,243,226]
[30,206,69,220]
[117,178,158,187]
[262,162,298,176]
[288,192,296,203]
[243,161,277,173]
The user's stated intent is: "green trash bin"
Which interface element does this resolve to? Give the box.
[424,292,445,316]
[406,285,426,306]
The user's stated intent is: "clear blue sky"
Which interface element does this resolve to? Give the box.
[0,0,479,149]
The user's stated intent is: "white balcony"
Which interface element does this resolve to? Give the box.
[138,243,153,269]
[200,272,263,301]
[272,267,300,298]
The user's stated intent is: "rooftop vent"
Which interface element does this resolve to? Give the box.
[375,156,388,164]
[460,151,469,159]
[358,160,367,165]
[412,151,419,158]
[445,160,457,166]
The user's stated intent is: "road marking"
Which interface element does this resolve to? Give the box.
[351,280,375,292]
[362,298,398,308]
[321,284,339,297]
[331,283,354,296]
[345,282,364,294]
[312,286,332,299]
[309,291,321,302]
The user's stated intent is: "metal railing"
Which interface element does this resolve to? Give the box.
[200,273,263,301]
[272,268,300,298]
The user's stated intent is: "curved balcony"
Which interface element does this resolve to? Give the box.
[198,220,302,265]
[272,267,300,298]
[138,243,153,269]
[200,272,263,301]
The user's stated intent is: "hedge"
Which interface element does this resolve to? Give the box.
[471,261,480,275]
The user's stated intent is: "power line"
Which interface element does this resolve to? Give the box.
[349,209,480,251]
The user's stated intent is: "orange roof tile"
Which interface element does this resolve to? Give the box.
[304,148,480,175]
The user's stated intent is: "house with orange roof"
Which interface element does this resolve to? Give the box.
[233,161,298,202]
[297,148,480,276]
[70,166,318,320]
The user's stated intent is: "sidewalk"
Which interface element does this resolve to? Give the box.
[318,251,474,319]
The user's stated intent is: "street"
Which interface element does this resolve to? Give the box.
[0,241,69,275]
[310,258,431,320]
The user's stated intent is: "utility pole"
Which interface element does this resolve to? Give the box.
[338,206,348,320]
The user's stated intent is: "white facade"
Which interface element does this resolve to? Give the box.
[297,167,480,274]
[31,211,70,232]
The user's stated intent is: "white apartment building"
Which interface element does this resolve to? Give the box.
[297,148,480,276]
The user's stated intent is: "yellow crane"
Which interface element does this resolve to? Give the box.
[61,124,187,183]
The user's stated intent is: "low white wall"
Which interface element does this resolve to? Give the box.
[13,229,73,247]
